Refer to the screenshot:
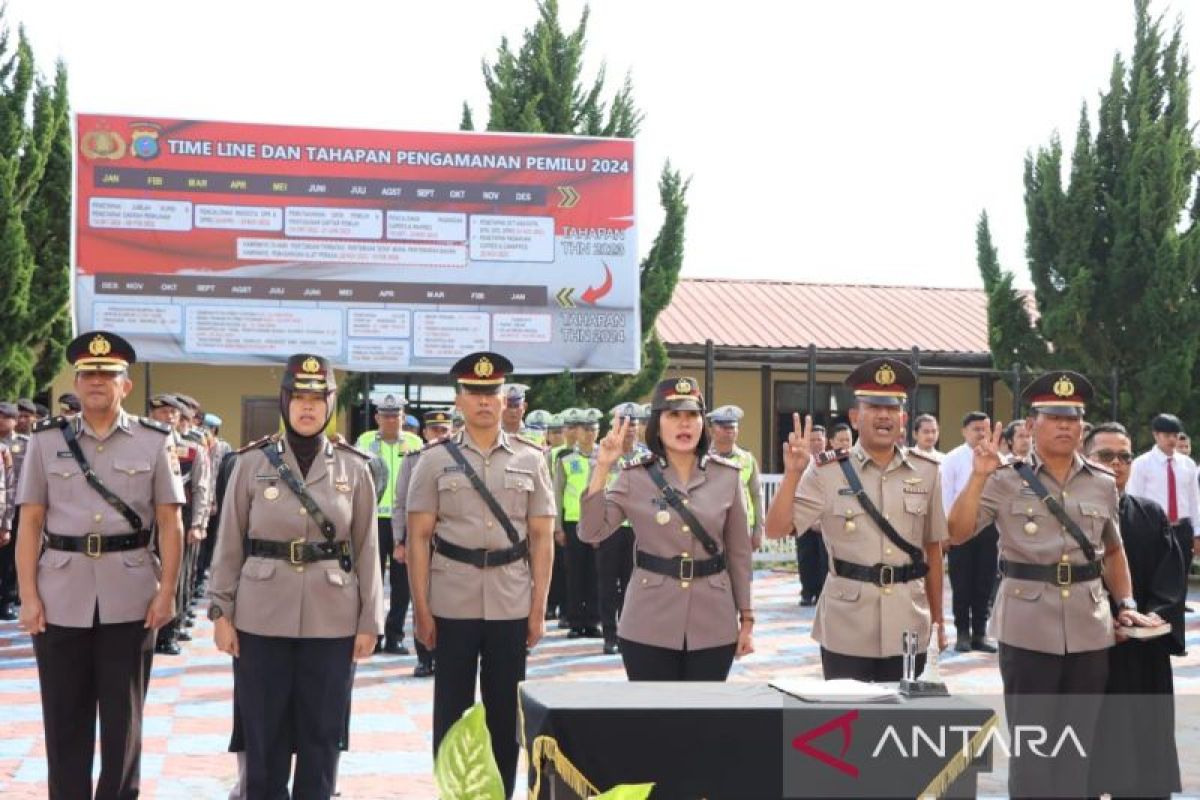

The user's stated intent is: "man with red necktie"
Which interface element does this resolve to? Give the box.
[1129,413,1199,598]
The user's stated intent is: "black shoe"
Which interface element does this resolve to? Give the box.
[583,625,603,639]
[373,637,384,655]
[556,618,572,630]
[156,639,182,656]
[567,627,585,639]
[971,636,998,653]
[0,604,17,621]
[603,640,619,655]
[799,596,817,607]
[383,638,409,655]
[413,662,435,678]
[176,629,192,642]
[954,635,971,653]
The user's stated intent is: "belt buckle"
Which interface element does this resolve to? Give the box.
[878,564,895,587]
[678,556,695,582]
[85,533,102,559]
[1056,562,1071,586]
[288,539,306,566]
[480,549,492,568]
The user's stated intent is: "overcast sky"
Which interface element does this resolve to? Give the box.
[6,0,1194,288]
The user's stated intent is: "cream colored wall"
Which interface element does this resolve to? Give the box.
[49,363,350,446]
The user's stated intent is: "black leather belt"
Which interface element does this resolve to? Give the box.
[433,534,528,568]
[833,557,928,586]
[248,537,350,566]
[44,530,152,558]
[635,549,726,581]
[999,558,1102,585]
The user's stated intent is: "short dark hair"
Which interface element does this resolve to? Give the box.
[1083,421,1128,452]
[961,411,988,428]
[644,409,711,461]
[830,422,852,437]
[811,425,827,434]
[1001,420,1024,445]
[1151,413,1184,434]
[913,414,938,433]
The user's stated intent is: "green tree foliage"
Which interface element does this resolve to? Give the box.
[979,0,1200,436]
[975,211,1045,371]
[468,0,688,413]
[0,11,70,397]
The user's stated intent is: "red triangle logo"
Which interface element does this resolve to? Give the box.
[791,709,860,778]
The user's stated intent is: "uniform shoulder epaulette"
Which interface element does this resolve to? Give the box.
[512,433,543,450]
[814,448,849,466]
[32,415,68,434]
[235,434,276,455]
[1082,457,1115,477]
[333,440,373,461]
[706,454,740,469]
[906,448,941,465]
[422,437,448,452]
[621,452,656,470]
[136,416,172,435]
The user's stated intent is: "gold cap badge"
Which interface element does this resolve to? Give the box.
[1053,375,1075,398]
[88,335,112,357]
[875,363,896,386]
[675,378,692,394]
[474,356,494,378]
[301,357,321,374]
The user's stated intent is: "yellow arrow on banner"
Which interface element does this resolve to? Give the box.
[556,287,576,308]
[557,186,580,208]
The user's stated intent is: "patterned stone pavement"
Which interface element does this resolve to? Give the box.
[2,567,1198,798]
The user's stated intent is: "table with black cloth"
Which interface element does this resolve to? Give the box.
[519,681,995,799]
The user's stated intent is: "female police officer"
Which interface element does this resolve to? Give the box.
[208,354,383,798]
[579,377,754,680]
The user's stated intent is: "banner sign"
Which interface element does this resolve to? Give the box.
[73,114,638,373]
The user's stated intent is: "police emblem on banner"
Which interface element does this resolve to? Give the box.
[81,128,127,161]
[130,122,162,160]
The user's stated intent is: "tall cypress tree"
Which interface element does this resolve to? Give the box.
[470,0,688,412]
[976,211,1044,371]
[0,13,71,397]
[979,0,1200,437]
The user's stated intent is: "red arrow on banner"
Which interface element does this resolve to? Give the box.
[580,262,614,305]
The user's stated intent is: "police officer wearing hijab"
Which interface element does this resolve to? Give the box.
[209,354,383,798]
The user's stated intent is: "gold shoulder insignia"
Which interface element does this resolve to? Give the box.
[235,434,277,455]
[621,452,656,470]
[32,416,68,434]
[814,448,849,467]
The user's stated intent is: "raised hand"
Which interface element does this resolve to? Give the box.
[596,417,629,468]
[782,413,814,476]
[972,421,1006,476]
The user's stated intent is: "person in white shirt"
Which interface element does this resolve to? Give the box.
[1128,413,1200,575]
[939,411,998,652]
[912,414,944,462]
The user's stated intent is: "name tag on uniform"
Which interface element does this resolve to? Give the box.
[255,474,278,481]
[56,451,73,459]
[837,487,855,496]
[442,465,465,474]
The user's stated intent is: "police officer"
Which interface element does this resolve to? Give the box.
[768,358,948,681]
[356,394,422,654]
[500,383,530,435]
[593,402,649,654]
[15,398,37,435]
[947,371,1157,797]
[707,405,765,549]
[172,395,213,631]
[544,412,565,451]
[209,354,383,799]
[541,411,569,623]
[391,408,453,678]
[523,409,553,447]
[406,352,554,800]
[580,379,754,679]
[145,393,207,656]
[556,408,604,638]
[0,401,27,620]
[15,331,185,799]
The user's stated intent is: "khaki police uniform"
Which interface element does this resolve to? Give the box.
[580,453,753,654]
[0,423,31,616]
[391,448,436,672]
[20,399,185,799]
[792,444,946,663]
[407,350,555,800]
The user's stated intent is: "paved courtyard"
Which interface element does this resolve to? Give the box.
[2,567,1198,798]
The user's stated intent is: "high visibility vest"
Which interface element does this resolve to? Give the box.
[560,449,592,522]
[721,446,758,527]
[356,430,422,517]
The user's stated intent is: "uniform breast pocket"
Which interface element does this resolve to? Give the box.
[436,474,467,516]
[502,469,535,517]
[240,559,277,582]
[112,460,153,501]
[828,505,865,541]
[903,492,929,534]
[1078,502,1109,542]
[1010,499,1050,540]
[48,464,83,497]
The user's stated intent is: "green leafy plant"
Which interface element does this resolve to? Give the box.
[434,703,505,800]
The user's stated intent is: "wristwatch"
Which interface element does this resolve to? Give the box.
[207,605,225,621]
[1116,597,1138,612]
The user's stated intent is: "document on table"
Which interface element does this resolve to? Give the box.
[770,678,901,703]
